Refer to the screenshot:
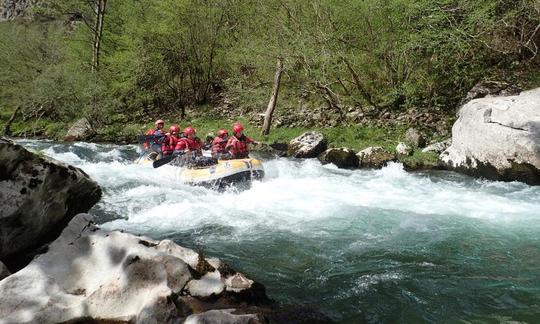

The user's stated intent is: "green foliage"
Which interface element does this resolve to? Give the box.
[1,0,540,137]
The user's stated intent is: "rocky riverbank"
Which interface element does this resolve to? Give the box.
[282,85,539,186]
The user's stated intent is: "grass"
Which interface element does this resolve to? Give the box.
[1,112,445,169]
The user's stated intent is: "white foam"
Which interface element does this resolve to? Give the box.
[19,139,540,238]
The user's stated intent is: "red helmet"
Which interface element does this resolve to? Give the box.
[184,126,196,136]
[217,129,228,137]
[155,119,165,126]
[169,125,180,134]
[232,123,244,134]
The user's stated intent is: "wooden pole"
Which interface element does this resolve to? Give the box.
[261,58,283,136]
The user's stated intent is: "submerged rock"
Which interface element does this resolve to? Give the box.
[440,88,540,185]
[65,117,96,141]
[0,213,271,323]
[422,139,451,154]
[318,147,359,168]
[357,147,396,169]
[0,138,102,268]
[288,131,327,158]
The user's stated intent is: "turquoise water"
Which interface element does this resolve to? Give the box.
[19,140,540,323]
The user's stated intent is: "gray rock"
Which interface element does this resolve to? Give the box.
[396,142,412,156]
[0,214,270,323]
[184,309,259,324]
[0,138,102,264]
[0,0,33,21]
[288,131,327,158]
[405,128,426,148]
[65,117,96,141]
[440,88,540,185]
[318,147,359,169]
[357,147,396,169]
[422,139,452,154]
[462,80,521,106]
[0,261,10,280]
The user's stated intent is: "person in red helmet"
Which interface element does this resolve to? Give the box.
[161,124,181,157]
[144,119,166,157]
[225,122,259,159]
[211,129,232,160]
[172,126,216,167]
[174,126,202,155]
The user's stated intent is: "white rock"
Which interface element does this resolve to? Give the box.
[184,309,259,324]
[422,139,451,154]
[288,131,327,158]
[65,117,96,141]
[356,146,395,169]
[440,88,540,185]
[396,142,412,156]
[186,270,225,297]
[0,214,264,323]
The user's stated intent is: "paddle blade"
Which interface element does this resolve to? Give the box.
[152,155,175,168]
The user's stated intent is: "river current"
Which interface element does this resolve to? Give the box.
[18,139,540,323]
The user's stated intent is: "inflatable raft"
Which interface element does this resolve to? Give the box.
[136,153,264,189]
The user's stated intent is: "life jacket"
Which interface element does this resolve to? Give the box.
[174,137,196,153]
[144,128,164,149]
[211,136,227,154]
[226,134,253,159]
[161,135,180,156]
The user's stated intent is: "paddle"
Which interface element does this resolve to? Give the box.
[152,152,186,168]
[137,134,165,144]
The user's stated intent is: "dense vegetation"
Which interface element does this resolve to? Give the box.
[1,0,539,139]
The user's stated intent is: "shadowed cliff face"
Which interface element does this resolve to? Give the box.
[0,0,33,21]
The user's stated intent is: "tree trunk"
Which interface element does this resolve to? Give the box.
[3,106,20,136]
[91,0,107,73]
[343,58,378,109]
[261,58,283,136]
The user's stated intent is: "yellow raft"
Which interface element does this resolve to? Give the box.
[136,153,264,189]
[177,158,264,188]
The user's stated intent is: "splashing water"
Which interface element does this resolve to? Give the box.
[18,139,540,323]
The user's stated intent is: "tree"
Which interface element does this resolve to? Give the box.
[37,0,108,72]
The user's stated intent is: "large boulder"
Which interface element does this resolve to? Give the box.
[440,88,540,185]
[0,138,102,267]
[0,214,270,323]
[318,147,359,169]
[357,147,396,169]
[64,117,96,142]
[288,131,327,158]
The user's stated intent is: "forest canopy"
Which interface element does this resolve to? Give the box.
[1,0,539,130]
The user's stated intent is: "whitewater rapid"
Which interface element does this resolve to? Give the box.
[17,139,540,322]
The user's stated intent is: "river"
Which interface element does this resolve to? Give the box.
[18,139,540,323]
